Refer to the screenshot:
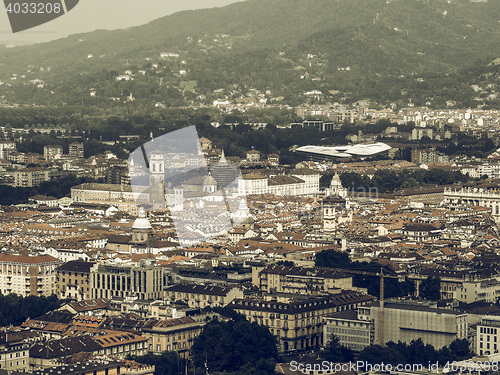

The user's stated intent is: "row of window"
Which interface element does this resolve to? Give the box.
[0,359,26,368]
[480,327,498,334]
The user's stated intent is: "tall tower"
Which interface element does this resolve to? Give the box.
[322,197,346,232]
[149,152,164,186]
[148,152,165,206]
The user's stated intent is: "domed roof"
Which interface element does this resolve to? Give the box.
[203,174,217,186]
[330,173,342,187]
[132,207,152,230]
[233,199,254,225]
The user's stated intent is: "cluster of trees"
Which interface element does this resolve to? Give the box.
[333,169,472,194]
[358,338,472,365]
[315,250,415,298]
[126,352,183,375]
[132,317,278,375]
[0,293,62,326]
[0,175,95,205]
[419,276,441,301]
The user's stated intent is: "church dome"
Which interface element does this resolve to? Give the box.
[233,199,254,225]
[330,173,342,187]
[132,207,152,230]
[203,174,217,186]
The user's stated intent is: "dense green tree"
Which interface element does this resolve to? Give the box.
[449,338,473,360]
[321,335,354,363]
[419,276,441,300]
[384,338,473,364]
[128,351,183,375]
[357,345,405,366]
[0,293,62,326]
[315,250,351,269]
[191,318,277,375]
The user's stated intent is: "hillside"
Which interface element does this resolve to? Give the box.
[0,0,500,108]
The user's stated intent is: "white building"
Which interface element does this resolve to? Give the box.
[0,141,15,159]
[444,186,500,222]
[477,316,500,356]
[455,279,500,304]
[323,310,373,352]
[238,170,320,196]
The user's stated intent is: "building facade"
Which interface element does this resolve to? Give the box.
[69,142,84,158]
[0,332,31,371]
[0,254,61,296]
[43,145,63,161]
[238,170,320,197]
[90,260,164,300]
[56,260,94,301]
[477,316,500,356]
[142,316,204,358]
[164,284,243,309]
[71,183,149,215]
[323,310,373,352]
[229,291,373,353]
[14,167,50,187]
[364,301,467,349]
[444,185,500,223]
[253,265,352,295]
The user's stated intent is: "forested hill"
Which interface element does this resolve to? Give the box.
[1,0,500,107]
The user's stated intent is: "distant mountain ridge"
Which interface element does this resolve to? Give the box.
[0,0,499,107]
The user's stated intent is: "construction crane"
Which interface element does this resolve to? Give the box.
[328,266,399,346]
[379,269,384,346]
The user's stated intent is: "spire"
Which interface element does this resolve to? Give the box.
[219,149,228,164]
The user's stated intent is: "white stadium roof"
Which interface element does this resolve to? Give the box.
[296,142,392,158]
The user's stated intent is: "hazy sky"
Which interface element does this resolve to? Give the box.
[0,0,242,44]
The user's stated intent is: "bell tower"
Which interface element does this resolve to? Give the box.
[148,151,165,206]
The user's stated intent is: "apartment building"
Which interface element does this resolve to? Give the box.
[477,315,500,356]
[31,361,154,375]
[0,141,16,159]
[14,167,50,187]
[30,333,148,370]
[93,331,149,359]
[253,265,352,295]
[411,148,449,164]
[68,142,84,158]
[43,145,63,161]
[455,279,500,304]
[228,290,373,353]
[0,332,31,371]
[55,261,94,301]
[323,310,373,352]
[0,254,61,296]
[141,316,203,358]
[164,284,243,309]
